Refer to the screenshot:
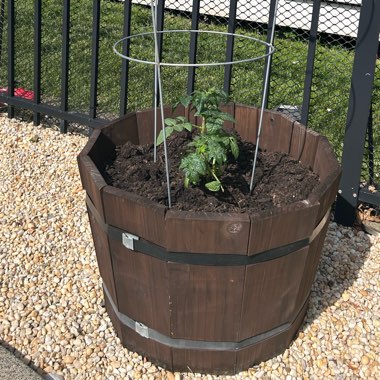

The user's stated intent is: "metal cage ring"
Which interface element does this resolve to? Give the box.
[113,29,275,67]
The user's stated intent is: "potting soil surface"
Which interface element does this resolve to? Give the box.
[104,131,320,213]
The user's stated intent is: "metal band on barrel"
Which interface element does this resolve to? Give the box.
[102,282,309,351]
[86,194,330,267]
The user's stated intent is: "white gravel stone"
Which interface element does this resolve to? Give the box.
[0,115,379,379]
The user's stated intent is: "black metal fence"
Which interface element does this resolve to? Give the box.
[0,0,378,225]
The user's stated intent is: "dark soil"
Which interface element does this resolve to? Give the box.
[103,131,320,213]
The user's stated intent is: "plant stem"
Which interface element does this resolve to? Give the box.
[211,170,224,192]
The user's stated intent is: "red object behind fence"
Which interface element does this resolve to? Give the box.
[0,87,35,105]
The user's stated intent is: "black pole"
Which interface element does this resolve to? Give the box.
[60,0,70,133]
[89,0,100,120]
[223,0,237,96]
[0,0,6,66]
[262,0,278,109]
[153,0,165,107]
[187,0,200,95]
[300,0,321,126]
[7,0,15,118]
[33,0,42,126]
[119,0,132,116]
[334,0,380,226]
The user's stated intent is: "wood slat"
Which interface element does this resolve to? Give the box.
[87,207,118,306]
[235,294,309,372]
[310,137,342,222]
[110,239,170,335]
[103,185,167,247]
[165,210,250,254]
[312,136,341,180]
[220,102,236,130]
[259,110,294,153]
[311,169,341,223]
[288,122,320,169]
[101,112,139,146]
[295,217,330,312]
[168,263,245,341]
[239,247,308,340]
[234,103,258,144]
[77,155,107,219]
[87,131,116,169]
[248,201,319,255]
[78,128,101,157]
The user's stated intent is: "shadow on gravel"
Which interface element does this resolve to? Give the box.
[0,340,46,379]
[0,109,93,137]
[296,218,373,333]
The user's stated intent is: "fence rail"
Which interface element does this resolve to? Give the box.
[0,0,378,225]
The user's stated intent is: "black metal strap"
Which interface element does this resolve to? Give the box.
[86,194,329,267]
[103,283,309,351]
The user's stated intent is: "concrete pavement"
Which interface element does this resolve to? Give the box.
[0,345,42,380]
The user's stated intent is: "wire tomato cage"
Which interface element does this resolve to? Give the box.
[113,0,279,208]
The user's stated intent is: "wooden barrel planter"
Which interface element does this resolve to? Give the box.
[77,104,341,374]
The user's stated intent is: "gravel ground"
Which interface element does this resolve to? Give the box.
[0,114,379,380]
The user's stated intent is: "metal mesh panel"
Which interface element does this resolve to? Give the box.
[96,0,124,118]
[232,1,268,105]
[193,0,229,92]
[67,0,93,114]
[268,1,311,111]
[309,3,359,162]
[40,0,63,107]
[13,1,34,99]
[365,51,380,186]
[373,55,380,185]
[126,0,192,111]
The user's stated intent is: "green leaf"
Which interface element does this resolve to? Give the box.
[207,140,227,165]
[218,112,236,123]
[164,118,177,127]
[205,181,221,192]
[202,110,235,123]
[179,95,192,108]
[182,122,193,132]
[206,121,223,134]
[156,127,173,146]
[184,177,190,188]
[173,123,184,132]
[180,153,207,185]
[156,131,164,146]
[229,137,239,159]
